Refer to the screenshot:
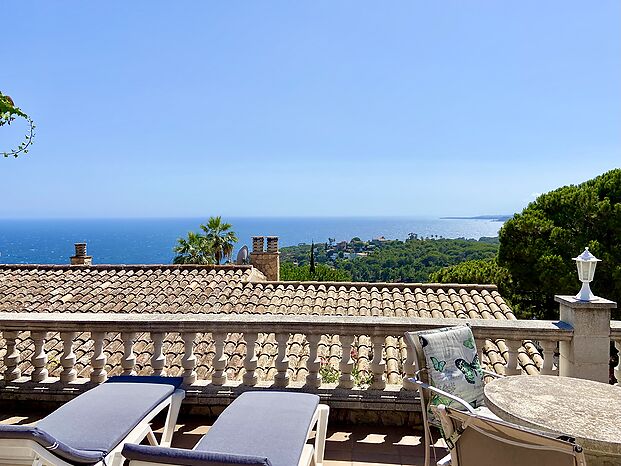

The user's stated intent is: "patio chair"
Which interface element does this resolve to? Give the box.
[0,376,184,466]
[122,391,330,466]
[433,404,587,466]
[404,325,502,466]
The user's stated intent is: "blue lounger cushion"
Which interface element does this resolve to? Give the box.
[122,444,272,466]
[122,392,319,466]
[197,392,319,466]
[0,377,182,464]
[0,425,105,464]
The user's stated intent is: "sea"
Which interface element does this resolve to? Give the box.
[0,217,505,264]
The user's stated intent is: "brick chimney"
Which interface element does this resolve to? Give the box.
[249,236,280,281]
[70,242,92,266]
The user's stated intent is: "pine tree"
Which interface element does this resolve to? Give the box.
[309,241,316,275]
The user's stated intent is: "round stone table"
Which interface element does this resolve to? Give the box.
[484,375,621,466]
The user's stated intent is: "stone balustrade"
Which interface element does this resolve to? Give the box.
[0,312,572,392]
[609,321,621,386]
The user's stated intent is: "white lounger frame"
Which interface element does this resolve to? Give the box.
[300,403,330,466]
[127,403,330,466]
[0,389,184,466]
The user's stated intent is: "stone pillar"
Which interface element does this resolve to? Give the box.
[556,295,617,383]
[70,242,92,265]
[250,236,280,281]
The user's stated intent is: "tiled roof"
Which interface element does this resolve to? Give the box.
[0,264,542,383]
[235,282,514,318]
[0,264,265,313]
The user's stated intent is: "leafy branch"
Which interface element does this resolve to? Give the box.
[1,92,35,158]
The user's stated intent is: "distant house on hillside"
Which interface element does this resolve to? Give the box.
[371,236,389,246]
[344,252,367,260]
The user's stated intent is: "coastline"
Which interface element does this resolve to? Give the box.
[0,217,505,265]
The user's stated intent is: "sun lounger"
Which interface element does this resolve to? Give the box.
[122,391,330,466]
[0,376,185,466]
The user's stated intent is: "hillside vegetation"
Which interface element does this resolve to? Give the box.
[280,237,498,283]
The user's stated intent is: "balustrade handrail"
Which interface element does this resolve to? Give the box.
[0,312,573,340]
[610,320,621,338]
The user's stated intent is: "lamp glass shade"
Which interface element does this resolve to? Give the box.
[576,259,597,282]
[573,247,600,282]
[572,247,601,301]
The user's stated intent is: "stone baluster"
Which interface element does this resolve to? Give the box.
[31,331,49,382]
[614,339,621,386]
[370,334,386,389]
[150,332,166,376]
[338,334,355,389]
[273,332,290,388]
[503,339,522,376]
[475,337,486,361]
[402,338,417,390]
[90,332,108,383]
[211,332,228,386]
[305,333,322,388]
[242,332,259,386]
[60,332,77,383]
[181,332,197,385]
[3,331,21,382]
[540,340,557,376]
[121,332,137,376]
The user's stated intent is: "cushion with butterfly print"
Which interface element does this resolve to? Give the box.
[417,325,485,423]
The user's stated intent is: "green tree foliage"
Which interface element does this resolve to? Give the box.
[200,216,238,264]
[280,243,329,265]
[497,169,621,319]
[280,263,352,282]
[0,92,35,158]
[430,258,512,297]
[339,238,498,282]
[173,217,238,264]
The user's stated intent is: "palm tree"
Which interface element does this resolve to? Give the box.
[173,231,214,264]
[200,216,238,264]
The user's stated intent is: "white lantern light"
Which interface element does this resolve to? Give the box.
[573,247,601,301]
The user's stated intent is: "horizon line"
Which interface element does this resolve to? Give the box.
[0,214,513,221]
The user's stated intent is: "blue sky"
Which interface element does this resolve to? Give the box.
[2,1,619,218]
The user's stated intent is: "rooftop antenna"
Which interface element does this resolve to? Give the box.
[236,245,249,265]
